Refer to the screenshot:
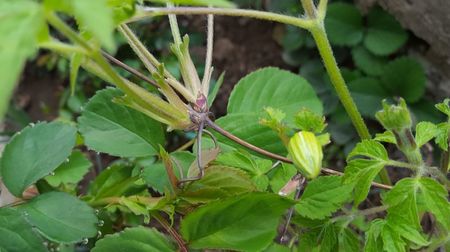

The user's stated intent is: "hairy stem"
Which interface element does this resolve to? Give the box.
[202,13,214,94]
[205,118,392,190]
[300,0,316,18]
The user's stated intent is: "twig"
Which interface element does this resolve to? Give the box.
[280,175,305,244]
[205,117,392,190]
[153,212,188,252]
[102,52,159,89]
[202,12,214,94]
[174,138,196,152]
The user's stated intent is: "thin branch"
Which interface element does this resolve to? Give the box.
[102,52,159,88]
[317,0,328,19]
[205,118,392,190]
[133,6,315,30]
[167,3,183,45]
[152,212,188,252]
[202,13,214,94]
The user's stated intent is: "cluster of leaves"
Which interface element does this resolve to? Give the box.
[272,0,441,150]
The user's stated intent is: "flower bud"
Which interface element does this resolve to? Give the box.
[288,131,323,179]
[375,98,412,131]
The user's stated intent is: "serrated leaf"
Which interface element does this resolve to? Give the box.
[141,151,194,193]
[351,46,388,76]
[344,140,389,205]
[435,122,449,151]
[295,176,352,219]
[374,131,396,144]
[180,166,257,204]
[364,7,408,56]
[227,67,322,123]
[180,192,294,251]
[0,208,47,252]
[417,178,450,229]
[338,228,360,252]
[364,219,385,252]
[320,223,338,252]
[72,0,115,50]
[347,77,389,117]
[435,98,450,117]
[294,108,326,133]
[107,0,137,24]
[381,57,425,103]
[415,121,438,147]
[45,150,91,187]
[19,192,98,243]
[92,226,176,252]
[0,0,46,121]
[381,224,406,252]
[269,163,297,194]
[78,88,164,158]
[1,121,77,197]
[325,3,363,46]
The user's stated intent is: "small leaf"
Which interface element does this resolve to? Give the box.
[364,219,385,252]
[70,53,83,95]
[380,57,426,103]
[0,208,46,252]
[141,152,194,193]
[45,150,91,187]
[269,163,297,194]
[72,0,115,50]
[364,7,408,56]
[435,98,450,117]
[339,228,360,252]
[180,192,294,251]
[207,72,225,107]
[180,166,256,204]
[78,88,164,158]
[351,46,388,76]
[435,122,449,151]
[295,176,352,219]
[415,121,438,147]
[294,108,326,133]
[417,178,450,229]
[19,192,98,243]
[92,226,176,252]
[374,131,396,144]
[347,140,389,161]
[325,3,363,46]
[1,121,77,197]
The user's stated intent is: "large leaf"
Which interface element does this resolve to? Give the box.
[364,7,408,56]
[45,150,92,187]
[295,176,352,219]
[92,226,175,252]
[180,192,294,251]
[0,208,46,252]
[78,88,164,158]
[0,0,46,121]
[1,121,77,197]
[227,67,323,122]
[180,166,257,204]
[381,57,425,103]
[72,0,115,50]
[325,3,363,46]
[19,192,98,243]
[351,46,388,76]
[416,178,450,229]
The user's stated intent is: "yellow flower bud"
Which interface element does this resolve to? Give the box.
[288,131,323,179]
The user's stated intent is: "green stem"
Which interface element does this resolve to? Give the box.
[300,0,316,18]
[387,160,418,170]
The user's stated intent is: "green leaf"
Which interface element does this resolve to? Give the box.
[281,25,306,52]
[347,77,389,117]
[19,192,98,243]
[374,131,396,144]
[294,108,326,133]
[107,0,137,24]
[89,164,144,200]
[45,150,91,187]
[320,223,338,252]
[227,67,323,123]
[364,7,408,56]
[338,228,360,252]
[435,122,450,151]
[381,57,426,103]
[207,72,225,107]
[325,3,363,46]
[295,176,352,219]
[351,46,388,76]
[381,224,406,252]
[72,0,115,51]
[344,140,389,205]
[180,166,257,204]
[1,121,77,197]
[215,150,272,191]
[78,88,164,158]
[416,178,450,229]
[435,98,450,117]
[70,53,83,95]
[0,0,46,121]
[269,163,297,194]
[0,208,46,252]
[141,151,194,193]
[364,219,384,252]
[180,192,294,251]
[263,243,291,252]
[92,226,175,252]
[415,121,438,147]
[215,113,287,155]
